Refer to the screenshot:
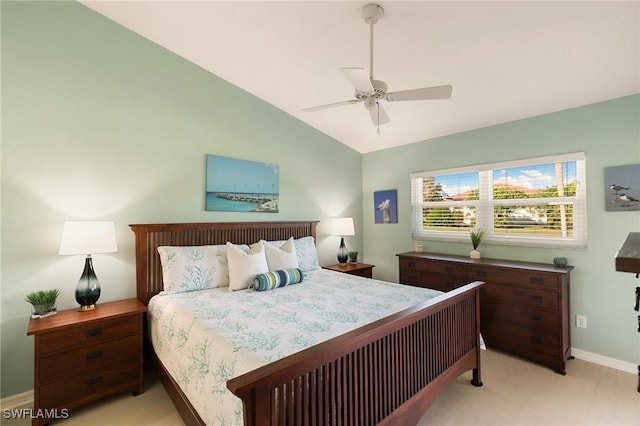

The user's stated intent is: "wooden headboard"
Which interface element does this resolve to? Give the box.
[129,221,319,304]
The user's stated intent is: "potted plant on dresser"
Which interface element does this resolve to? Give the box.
[26,289,60,319]
[470,228,485,259]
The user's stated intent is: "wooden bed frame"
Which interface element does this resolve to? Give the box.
[130,221,484,426]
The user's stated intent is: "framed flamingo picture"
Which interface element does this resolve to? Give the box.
[374,189,398,223]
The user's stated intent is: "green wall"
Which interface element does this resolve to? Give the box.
[362,95,640,365]
[1,1,362,397]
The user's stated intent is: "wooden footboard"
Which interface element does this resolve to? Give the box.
[227,281,484,426]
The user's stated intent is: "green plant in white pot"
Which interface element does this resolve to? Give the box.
[26,289,60,319]
[470,228,485,259]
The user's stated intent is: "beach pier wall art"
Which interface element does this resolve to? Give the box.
[206,154,279,213]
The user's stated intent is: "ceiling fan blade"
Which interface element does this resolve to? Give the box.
[341,67,374,94]
[303,99,361,112]
[386,85,452,102]
[368,102,390,126]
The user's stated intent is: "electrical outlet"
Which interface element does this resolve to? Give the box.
[576,314,587,329]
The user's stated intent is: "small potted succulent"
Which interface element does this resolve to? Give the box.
[470,227,485,259]
[26,289,60,319]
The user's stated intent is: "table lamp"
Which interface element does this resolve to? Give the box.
[59,221,118,311]
[331,217,355,265]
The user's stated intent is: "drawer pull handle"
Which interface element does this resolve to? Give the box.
[86,376,103,387]
[85,328,102,338]
[408,261,415,267]
[475,270,487,278]
[529,295,543,303]
[445,266,454,273]
[86,350,104,361]
[530,336,544,345]
[530,314,544,322]
[530,277,544,285]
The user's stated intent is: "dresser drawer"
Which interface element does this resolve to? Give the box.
[467,266,559,292]
[482,320,560,356]
[39,365,139,409]
[481,283,558,311]
[38,315,140,356]
[40,335,139,383]
[399,257,465,276]
[480,300,559,331]
[400,270,462,291]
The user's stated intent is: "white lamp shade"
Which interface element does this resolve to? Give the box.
[331,217,355,236]
[59,221,118,255]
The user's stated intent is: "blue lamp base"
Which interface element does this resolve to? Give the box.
[76,256,101,311]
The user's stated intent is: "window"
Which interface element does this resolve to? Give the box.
[410,153,587,248]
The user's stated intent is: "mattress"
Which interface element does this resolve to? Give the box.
[148,268,443,425]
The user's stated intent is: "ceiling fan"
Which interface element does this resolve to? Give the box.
[303,3,452,128]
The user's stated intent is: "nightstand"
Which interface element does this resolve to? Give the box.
[27,298,147,426]
[323,262,375,278]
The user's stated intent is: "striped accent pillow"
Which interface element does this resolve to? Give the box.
[252,268,304,291]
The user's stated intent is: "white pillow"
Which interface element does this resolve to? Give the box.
[260,237,299,270]
[157,244,241,294]
[251,236,319,272]
[226,242,269,291]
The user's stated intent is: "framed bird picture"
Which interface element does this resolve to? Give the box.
[605,164,640,211]
[374,189,398,223]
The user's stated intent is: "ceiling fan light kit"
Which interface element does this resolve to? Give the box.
[304,3,453,129]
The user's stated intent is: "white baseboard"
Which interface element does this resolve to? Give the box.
[572,348,637,374]
[0,390,33,410]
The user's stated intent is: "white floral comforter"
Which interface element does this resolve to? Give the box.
[148,268,443,426]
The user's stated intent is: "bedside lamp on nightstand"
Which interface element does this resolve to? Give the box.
[59,221,118,311]
[331,217,355,265]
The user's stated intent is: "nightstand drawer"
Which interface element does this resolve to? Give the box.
[40,335,139,383]
[38,315,140,356]
[481,283,558,311]
[39,365,139,409]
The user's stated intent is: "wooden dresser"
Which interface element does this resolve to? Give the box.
[398,252,573,374]
[27,299,147,425]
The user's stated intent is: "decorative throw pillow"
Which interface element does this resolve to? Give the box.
[253,236,319,272]
[261,237,299,270]
[227,242,269,291]
[157,244,241,294]
[293,236,320,271]
[252,268,304,291]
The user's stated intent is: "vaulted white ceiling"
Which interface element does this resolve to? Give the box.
[80,1,640,153]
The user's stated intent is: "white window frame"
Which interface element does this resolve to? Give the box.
[410,152,587,249]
